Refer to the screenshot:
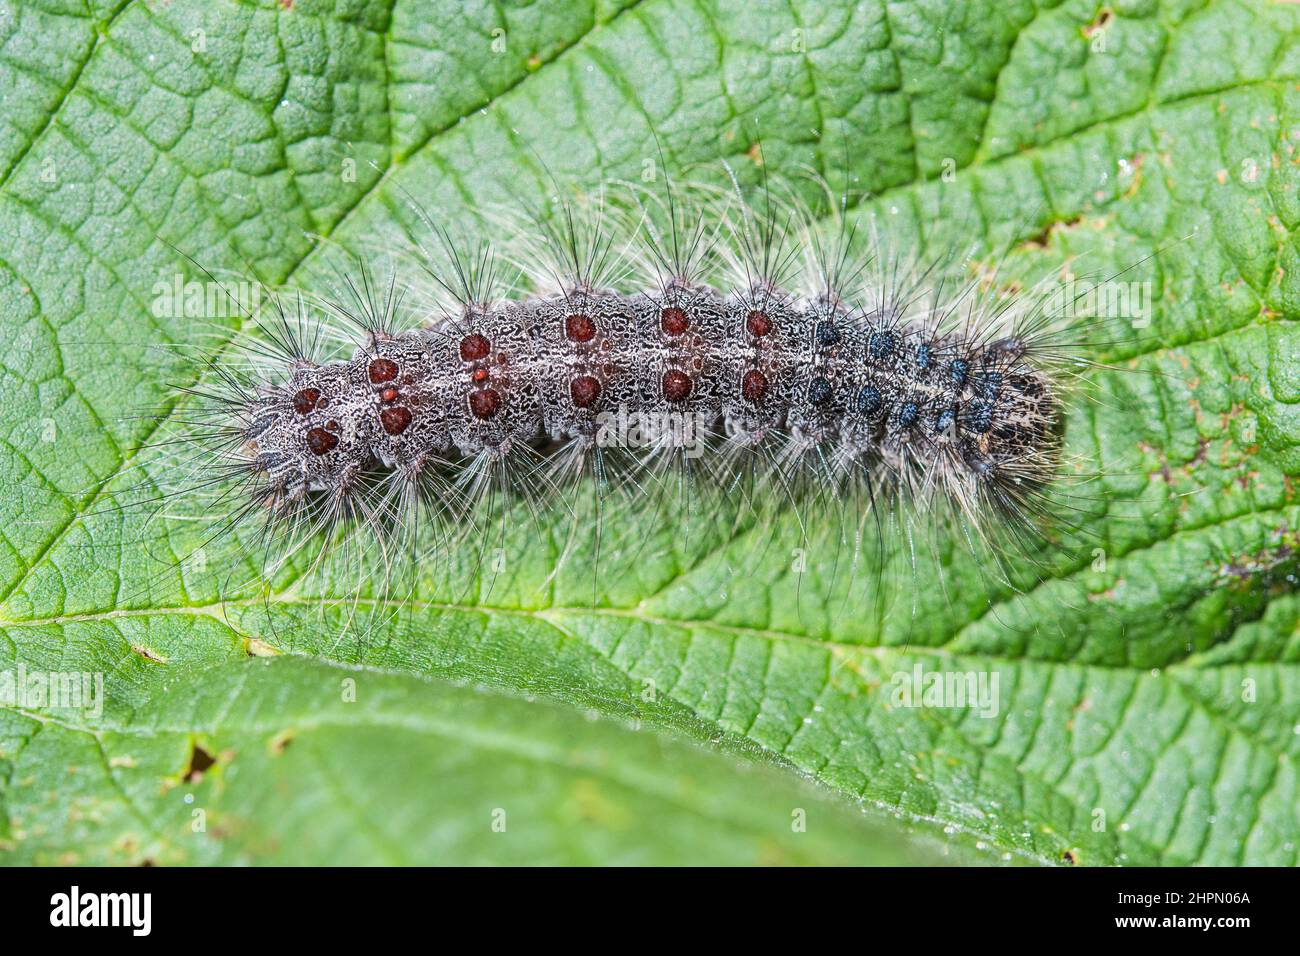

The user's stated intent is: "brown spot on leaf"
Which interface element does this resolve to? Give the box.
[131,644,166,664]
[1082,8,1111,38]
[1021,215,1083,250]
[246,638,278,657]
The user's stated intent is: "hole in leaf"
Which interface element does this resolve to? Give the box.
[183,742,216,783]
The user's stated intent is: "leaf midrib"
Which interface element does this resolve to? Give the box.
[5,492,1294,672]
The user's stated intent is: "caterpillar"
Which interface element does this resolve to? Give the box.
[158,169,1111,610]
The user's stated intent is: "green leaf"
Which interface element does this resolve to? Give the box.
[1,654,966,865]
[3,0,1300,865]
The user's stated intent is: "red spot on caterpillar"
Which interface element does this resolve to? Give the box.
[746,310,772,337]
[570,375,601,408]
[565,313,596,342]
[472,368,489,383]
[368,358,398,383]
[380,406,413,436]
[380,386,399,402]
[305,427,338,455]
[741,369,769,403]
[660,307,689,336]
[292,388,321,415]
[460,334,491,361]
[469,388,501,420]
[662,369,692,401]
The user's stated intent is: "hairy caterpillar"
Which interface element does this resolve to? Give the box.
[148,168,1122,616]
